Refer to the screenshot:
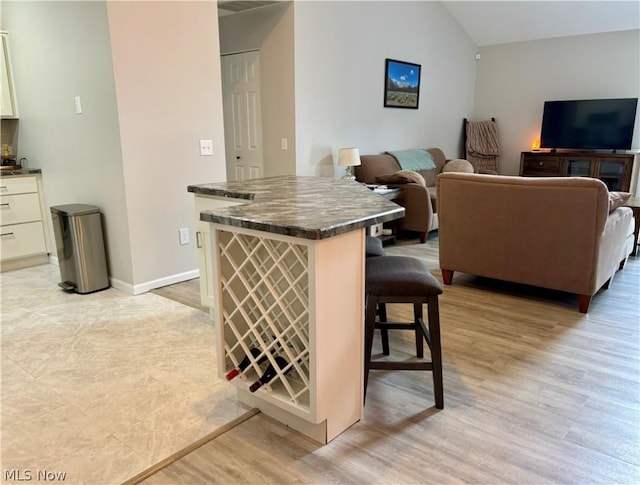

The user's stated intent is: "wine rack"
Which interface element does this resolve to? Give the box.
[210,223,365,443]
[217,229,312,412]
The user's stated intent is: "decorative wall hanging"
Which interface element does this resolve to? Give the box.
[384,58,421,109]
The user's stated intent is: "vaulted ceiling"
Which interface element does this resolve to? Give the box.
[442,1,640,46]
[217,1,640,46]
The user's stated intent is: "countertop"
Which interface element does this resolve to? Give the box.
[188,175,404,240]
[0,168,42,177]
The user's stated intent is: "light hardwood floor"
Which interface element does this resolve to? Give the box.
[151,278,207,313]
[146,234,640,484]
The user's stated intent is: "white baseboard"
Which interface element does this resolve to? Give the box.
[129,269,200,295]
[48,255,199,296]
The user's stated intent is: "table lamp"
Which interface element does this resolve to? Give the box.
[338,147,361,180]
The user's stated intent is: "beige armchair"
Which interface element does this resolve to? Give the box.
[355,148,448,243]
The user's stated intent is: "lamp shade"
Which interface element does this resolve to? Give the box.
[338,148,361,167]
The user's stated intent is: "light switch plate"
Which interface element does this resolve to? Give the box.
[179,228,190,245]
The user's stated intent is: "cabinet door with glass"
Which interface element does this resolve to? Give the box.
[565,157,631,192]
[565,158,591,178]
[595,158,631,192]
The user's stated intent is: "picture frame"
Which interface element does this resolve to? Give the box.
[383,58,421,109]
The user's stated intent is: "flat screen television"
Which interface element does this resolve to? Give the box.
[540,98,638,151]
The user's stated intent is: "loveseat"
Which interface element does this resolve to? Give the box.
[437,173,635,313]
[355,148,449,243]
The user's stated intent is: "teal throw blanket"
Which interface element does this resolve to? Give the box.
[386,149,436,172]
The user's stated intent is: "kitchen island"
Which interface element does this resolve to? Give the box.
[188,176,404,443]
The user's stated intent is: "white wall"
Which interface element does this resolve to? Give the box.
[107,1,227,293]
[4,1,227,294]
[2,1,133,284]
[475,29,640,175]
[293,1,478,177]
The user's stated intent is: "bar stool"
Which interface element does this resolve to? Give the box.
[364,255,444,408]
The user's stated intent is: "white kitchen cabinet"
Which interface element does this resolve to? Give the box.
[1,175,49,271]
[193,194,245,308]
[1,32,18,119]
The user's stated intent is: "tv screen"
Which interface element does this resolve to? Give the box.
[540,98,638,150]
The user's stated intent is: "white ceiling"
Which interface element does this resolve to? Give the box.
[218,1,640,46]
[442,1,640,47]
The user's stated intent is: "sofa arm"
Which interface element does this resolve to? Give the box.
[394,183,434,236]
[595,207,634,290]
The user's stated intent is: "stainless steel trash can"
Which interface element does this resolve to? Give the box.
[50,204,109,294]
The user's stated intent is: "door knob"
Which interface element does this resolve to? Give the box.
[236,156,241,160]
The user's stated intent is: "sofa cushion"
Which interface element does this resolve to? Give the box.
[376,170,426,187]
[419,169,438,187]
[356,154,401,184]
[609,191,632,212]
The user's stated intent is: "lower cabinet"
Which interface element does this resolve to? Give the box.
[520,151,636,192]
[0,175,49,271]
[193,194,246,308]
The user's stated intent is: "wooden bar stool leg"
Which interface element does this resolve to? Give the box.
[428,295,444,409]
[414,302,424,358]
[378,303,390,355]
[364,295,379,402]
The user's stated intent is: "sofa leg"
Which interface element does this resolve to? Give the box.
[577,294,592,313]
[419,232,427,244]
[441,269,454,285]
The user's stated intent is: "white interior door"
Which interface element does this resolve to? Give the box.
[222,51,264,181]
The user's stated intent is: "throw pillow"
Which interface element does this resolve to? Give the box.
[442,159,474,173]
[608,191,632,212]
[376,170,426,187]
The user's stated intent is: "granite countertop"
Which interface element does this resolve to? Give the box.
[188,175,405,240]
[0,168,42,177]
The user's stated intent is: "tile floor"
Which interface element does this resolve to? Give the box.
[1,264,249,484]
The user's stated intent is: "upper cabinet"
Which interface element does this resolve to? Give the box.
[1,32,18,119]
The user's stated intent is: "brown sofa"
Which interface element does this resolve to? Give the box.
[437,173,635,313]
[355,148,448,243]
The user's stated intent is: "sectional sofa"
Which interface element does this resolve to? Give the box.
[437,173,635,313]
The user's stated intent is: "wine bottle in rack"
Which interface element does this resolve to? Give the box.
[225,347,267,381]
[249,356,290,392]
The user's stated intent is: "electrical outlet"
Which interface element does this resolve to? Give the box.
[281,138,288,150]
[199,139,213,156]
[179,228,190,245]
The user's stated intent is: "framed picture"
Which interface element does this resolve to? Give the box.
[383,58,421,109]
